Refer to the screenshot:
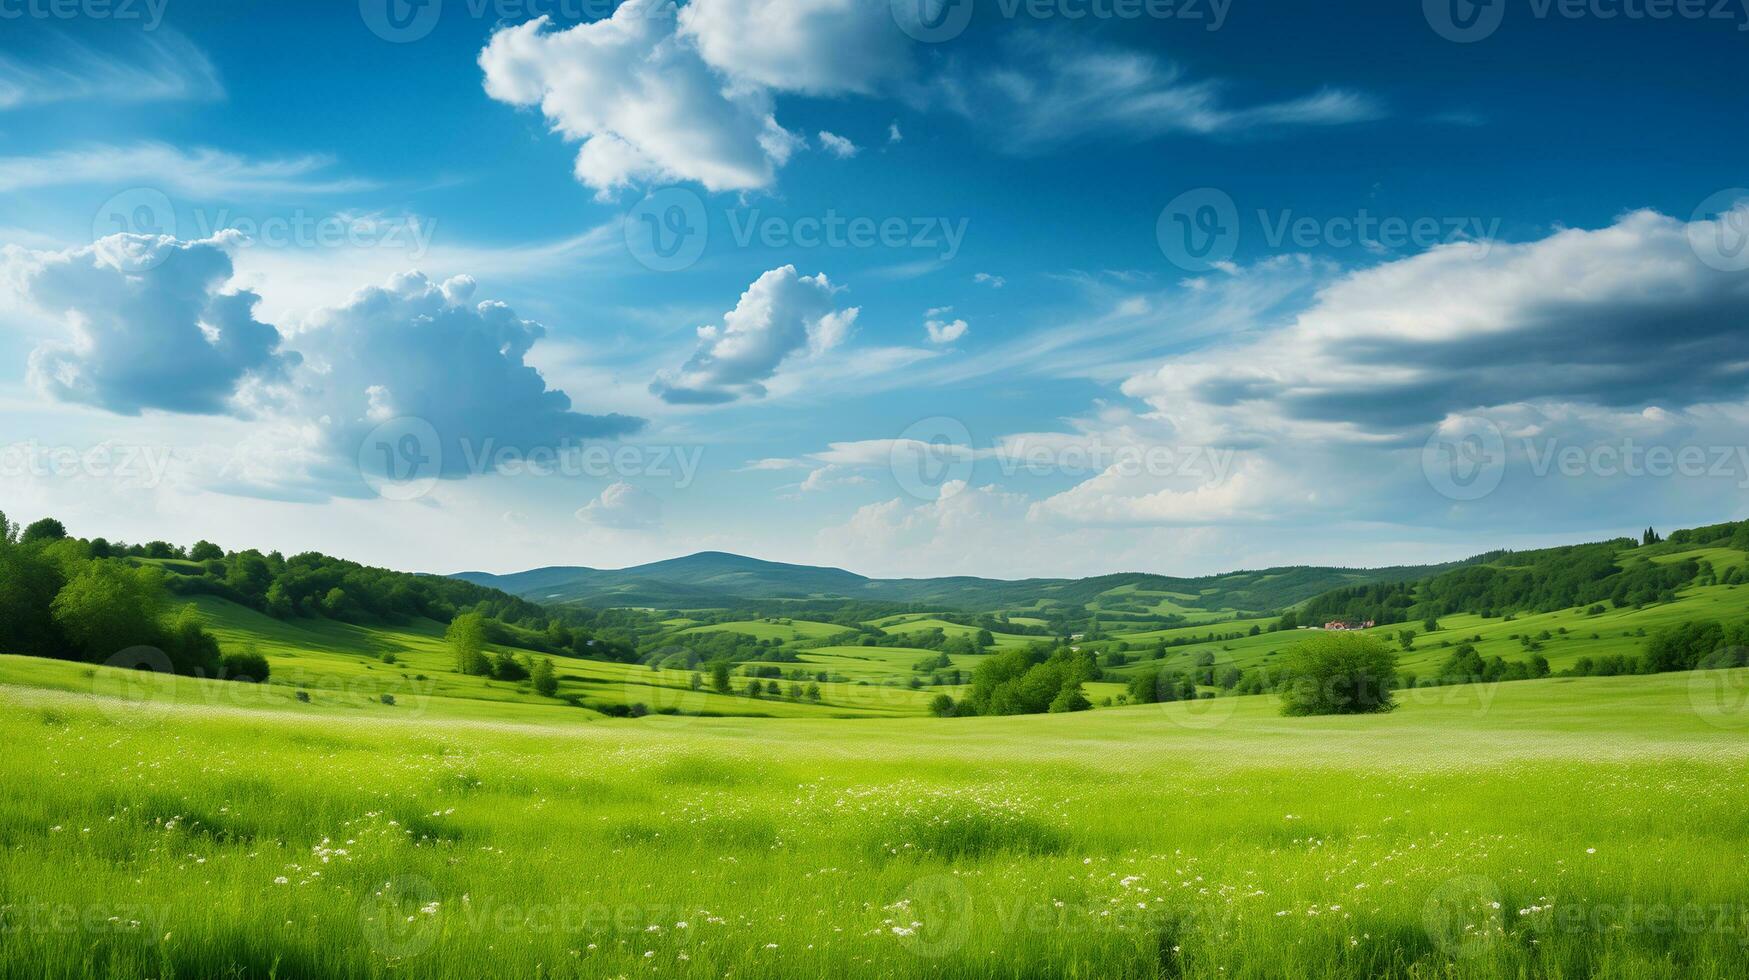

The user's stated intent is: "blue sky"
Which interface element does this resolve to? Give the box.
[2,0,1748,578]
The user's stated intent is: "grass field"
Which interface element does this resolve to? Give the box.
[1100,577,1749,687]
[131,601,944,721]
[4,665,1749,978]
[865,618,1037,649]
[678,619,851,642]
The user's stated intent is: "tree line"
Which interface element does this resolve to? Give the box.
[0,513,257,680]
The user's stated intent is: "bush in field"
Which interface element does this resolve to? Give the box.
[1048,685,1091,713]
[531,657,558,697]
[162,603,224,678]
[963,646,1096,716]
[1644,620,1726,672]
[1278,632,1399,716]
[221,646,271,682]
[447,612,491,676]
[490,649,529,682]
[928,693,956,717]
[1127,670,1197,704]
[50,562,165,661]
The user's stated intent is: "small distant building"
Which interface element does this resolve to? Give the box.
[1321,620,1376,631]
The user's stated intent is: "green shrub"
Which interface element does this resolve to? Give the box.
[1277,633,1399,716]
[221,647,270,683]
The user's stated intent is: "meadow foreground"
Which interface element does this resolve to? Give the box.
[4,664,1748,979]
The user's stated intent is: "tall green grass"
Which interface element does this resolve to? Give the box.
[4,663,1748,978]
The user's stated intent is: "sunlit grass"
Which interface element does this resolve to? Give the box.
[4,666,1749,977]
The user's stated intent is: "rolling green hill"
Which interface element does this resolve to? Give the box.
[454,550,1474,617]
[8,516,1749,977]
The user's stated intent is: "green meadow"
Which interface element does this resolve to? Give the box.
[7,526,1749,976]
[4,663,1749,978]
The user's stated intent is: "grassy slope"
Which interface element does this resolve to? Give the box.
[15,537,1741,724]
[178,599,945,720]
[678,619,850,642]
[58,537,1749,721]
[1101,546,1749,686]
[864,617,1037,649]
[4,668,1749,977]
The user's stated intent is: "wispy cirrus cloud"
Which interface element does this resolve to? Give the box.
[950,36,1383,151]
[0,30,222,110]
[0,143,372,197]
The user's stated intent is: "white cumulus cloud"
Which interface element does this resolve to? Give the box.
[817,130,858,158]
[8,233,298,415]
[677,0,910,95]
[650,265,859,404]
[925,317,968,345]
[479,8,800,196]
[280,270,644,482]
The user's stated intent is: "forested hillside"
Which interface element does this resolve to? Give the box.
[1295,522,1749,627]
[0,511,636,679]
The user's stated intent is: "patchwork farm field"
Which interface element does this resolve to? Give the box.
[1101,574,1749,688]
[4,665,1749,978]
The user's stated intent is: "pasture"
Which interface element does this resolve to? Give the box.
[3,666,1748,978]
